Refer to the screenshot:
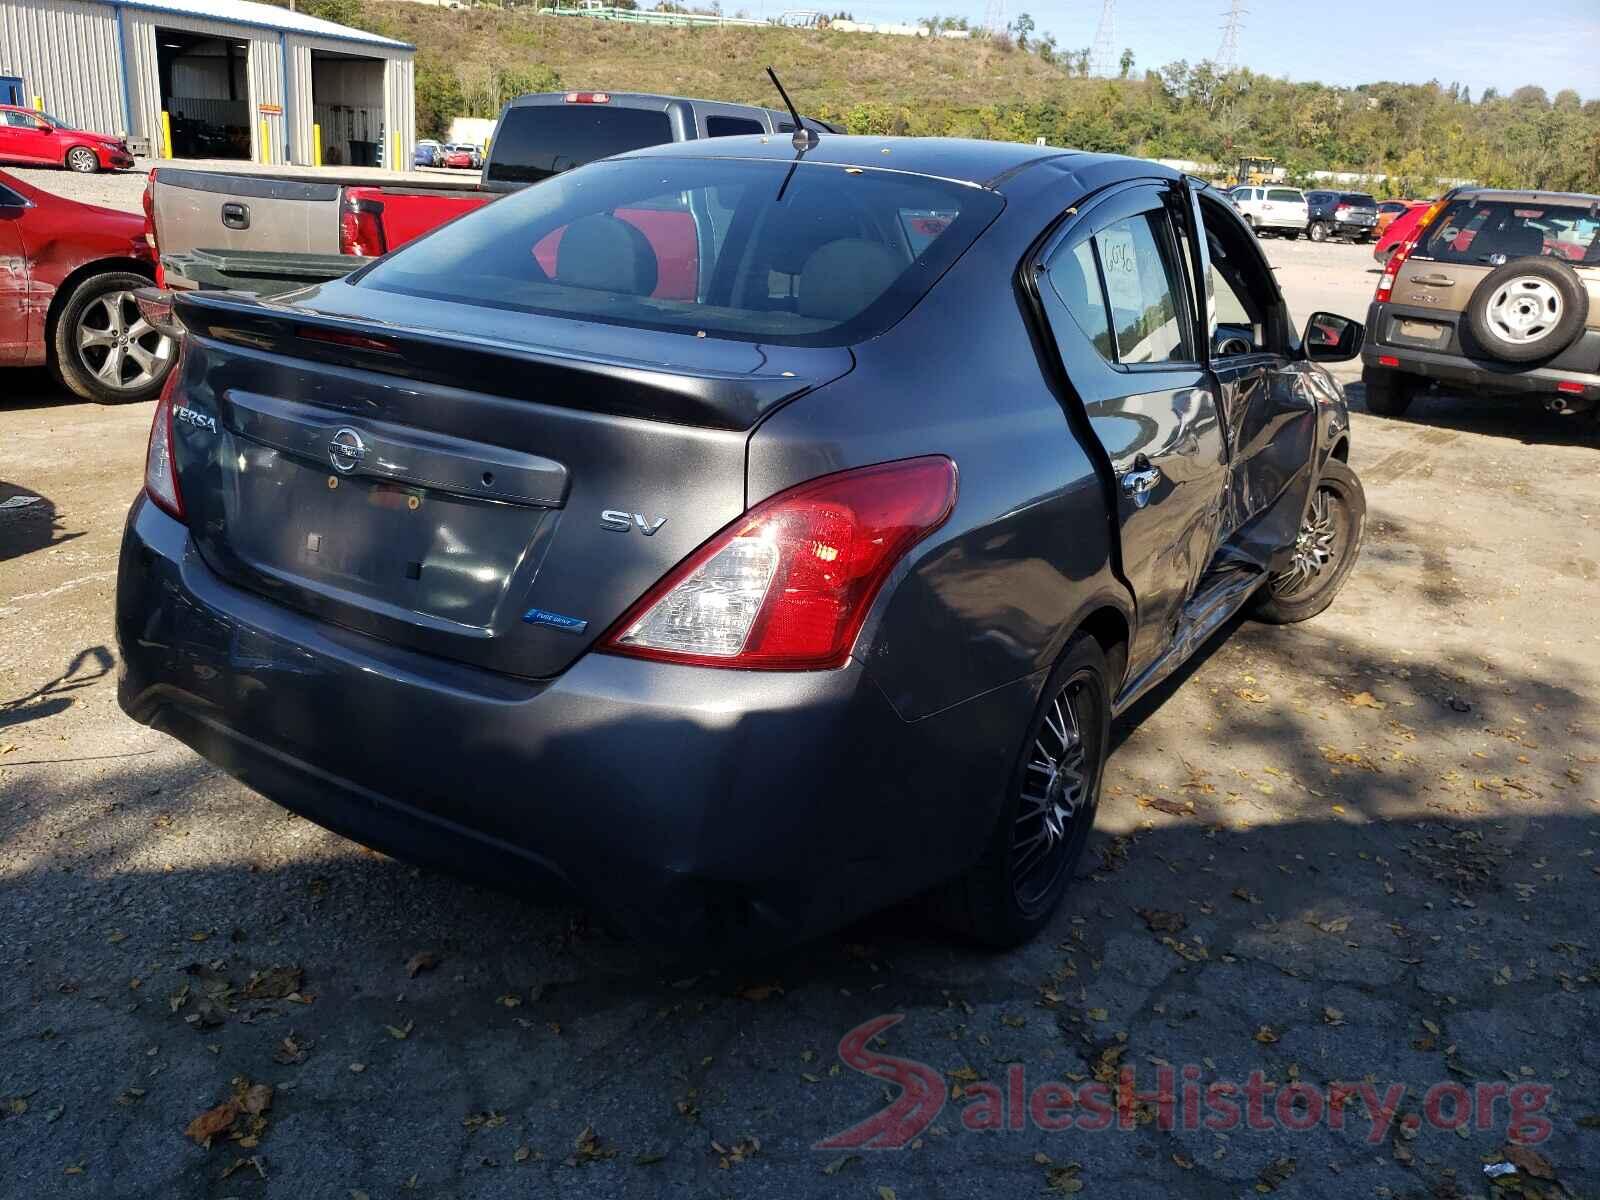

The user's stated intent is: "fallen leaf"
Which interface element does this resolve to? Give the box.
[1345,691,1386,710]
[1254,1025,1280,1044]
[238,1083,273,1116]
[1322,1007,1345,1026]
[879,1188,897,1200]
[385,1021,414,1040]
[240,966,302,1001]
[1139,908,1187,934]
[821,1154,860,1176]
[184,1101,239,1146]
[404,951,441,978]
[1235,688,1270,703]
[1504,1143,1555,1180]
[737,983,783,1002]
[1256,1156,1297,1191]
[1138,794,1194,817]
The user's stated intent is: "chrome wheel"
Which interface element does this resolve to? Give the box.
[1012,676,1094,911]
[1272,486,1341,598]
[66,146,98,172]
[1484,276,1562,346]
[74,290,174,392]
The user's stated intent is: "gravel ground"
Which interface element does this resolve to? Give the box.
[2,180,1599,1200]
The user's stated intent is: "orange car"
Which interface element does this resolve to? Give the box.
[1374,199,1426,237]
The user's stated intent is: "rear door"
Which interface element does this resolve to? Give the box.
[1031,181,1227,674]
[0,109,50,164]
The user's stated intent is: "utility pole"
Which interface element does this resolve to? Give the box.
[1088,0,1115,77]
[982,0,1007,38]
[1216,0,1244,73]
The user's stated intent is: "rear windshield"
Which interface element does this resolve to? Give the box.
[485,105,673,185]
[359,156,1003,347]
[1340,194,1377,207]
[1417,199,1600,266]
[1266,188,1302,202]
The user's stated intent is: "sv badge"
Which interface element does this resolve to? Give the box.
[600,510,667,536]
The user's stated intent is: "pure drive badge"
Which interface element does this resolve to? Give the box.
[522,608,589,634]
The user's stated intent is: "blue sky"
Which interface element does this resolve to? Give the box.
[746,0,1600,99]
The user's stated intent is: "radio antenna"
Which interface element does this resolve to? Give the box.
[766,66,819,153]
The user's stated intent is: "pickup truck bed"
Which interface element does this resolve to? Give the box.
[148,168,491,282]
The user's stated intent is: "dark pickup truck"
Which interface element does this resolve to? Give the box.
[150,92,834,298]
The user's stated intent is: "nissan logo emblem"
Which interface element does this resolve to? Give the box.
[328,427,366,473]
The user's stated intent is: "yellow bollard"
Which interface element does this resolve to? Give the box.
[160,111,173,159]
[259,118,270,164]
[312,123,322,167]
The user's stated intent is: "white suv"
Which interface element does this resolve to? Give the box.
[1228,186,1309,239]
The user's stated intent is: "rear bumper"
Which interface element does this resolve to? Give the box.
[115,496,1030,948]
[1316,218,1375,238]
[1362,301,1600,399]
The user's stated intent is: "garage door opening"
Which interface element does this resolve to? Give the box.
[310,49,386,168]
[156,30,250,160]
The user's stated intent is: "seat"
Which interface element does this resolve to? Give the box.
[1492,220,1547,262]
[555,214,659,296]
[797,239,902,324]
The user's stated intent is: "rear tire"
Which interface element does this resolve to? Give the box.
[1282,229,1300,241]
[934,635,1111,947]
[65,146,99,173]
[1360,365,1416,417]
[1253,460,1365,625]
[1308,221,1329,243]
[50,271,176,404]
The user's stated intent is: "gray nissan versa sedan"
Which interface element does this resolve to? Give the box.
[117,135,1367,949]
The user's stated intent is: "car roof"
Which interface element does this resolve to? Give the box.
[1452,187,1600,207]
[619,135,1151,192]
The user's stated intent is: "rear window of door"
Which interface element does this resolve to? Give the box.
[1047,209,1194,365]
[1267,189,1302,203]
[486,105,674,185]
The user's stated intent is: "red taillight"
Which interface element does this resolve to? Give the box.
[144,367,185,522]
[1556,381,1585,395]
[564,92,610,103]
[600,457,958,671]
[1376,198,1449,303]
[1378,355,1400,368]
[339,196,387,257]
[141,169,157,251]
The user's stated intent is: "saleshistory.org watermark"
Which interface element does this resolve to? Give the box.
[816,1016,1554,1151]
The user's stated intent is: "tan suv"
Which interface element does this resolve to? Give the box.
[1360,188,1600,418]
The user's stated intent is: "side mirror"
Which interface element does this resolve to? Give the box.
[1302,311,1363,362]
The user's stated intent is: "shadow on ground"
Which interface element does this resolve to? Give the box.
[1348,379,1600,448]
[1,623,1595,1199]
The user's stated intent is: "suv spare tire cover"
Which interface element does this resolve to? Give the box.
[1465,256,1589,363]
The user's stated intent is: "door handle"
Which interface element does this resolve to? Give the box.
[1408,273,1455,287]
[220,201,250,230]
[1119,464,1162,505]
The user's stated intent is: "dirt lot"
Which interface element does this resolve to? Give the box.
[2,167,1599,1200]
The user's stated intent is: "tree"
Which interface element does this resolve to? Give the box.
[1009,11,1033,49]
[1118,48,1134,78]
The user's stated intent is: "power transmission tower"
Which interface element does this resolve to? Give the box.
[982,0,1007,38]
[1216,0,1244,73]
[1089,0,1116,77]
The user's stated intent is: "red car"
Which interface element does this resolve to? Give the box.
[0,169,175,403]
[441,145,477,170]
[0,105,134,173]
[1372,202,1431,264]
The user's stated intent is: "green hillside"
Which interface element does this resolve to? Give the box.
[311,0,1600,193]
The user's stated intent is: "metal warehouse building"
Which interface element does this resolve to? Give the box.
[0,0,414,168]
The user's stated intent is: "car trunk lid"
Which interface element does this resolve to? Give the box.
[167,286,852,678]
